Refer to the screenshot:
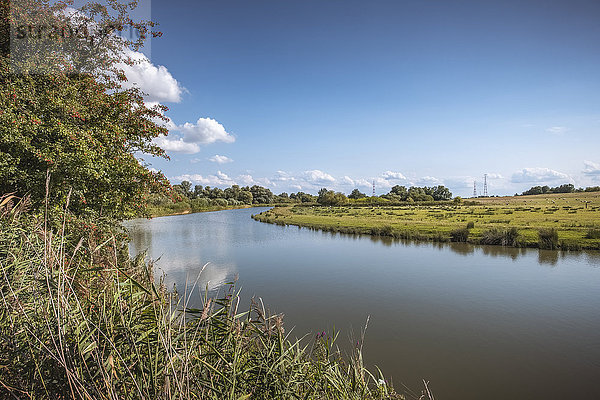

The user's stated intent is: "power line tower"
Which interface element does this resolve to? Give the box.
[483,174,488,197]
[372,180,376,197]
[473,181,477,198]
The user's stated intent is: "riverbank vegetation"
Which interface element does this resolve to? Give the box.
[0,195,408,399]
[252,191,600,250]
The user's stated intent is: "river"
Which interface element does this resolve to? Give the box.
[124,207,600,399]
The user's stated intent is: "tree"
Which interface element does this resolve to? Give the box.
[180,181,193,197]
[389,185,408,200]
[317,188,347,206]
[348,189,366,199]
[432,185,452,201]
[238,190,253,204]
[0,0,170,222]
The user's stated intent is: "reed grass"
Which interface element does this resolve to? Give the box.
[0,194,421,400]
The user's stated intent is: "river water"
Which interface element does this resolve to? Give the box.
[124,207,600,399]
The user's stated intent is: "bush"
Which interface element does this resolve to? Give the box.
[585,228,600,239]
[481,227,520,246]
[450,227,470,242]
[538,228,559,249]
[466,221,475,229]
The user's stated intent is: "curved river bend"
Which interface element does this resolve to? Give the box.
[125,207,600,400]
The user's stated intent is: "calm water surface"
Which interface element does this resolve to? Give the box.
[124,208,600,400]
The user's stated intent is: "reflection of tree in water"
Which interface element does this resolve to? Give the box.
[127,224,155,258]
[369,235,394,247]
[448,242,475,256]
[481,245,525,261]
[538,250,559,266]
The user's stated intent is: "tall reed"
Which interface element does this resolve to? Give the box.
[1,194,425,399]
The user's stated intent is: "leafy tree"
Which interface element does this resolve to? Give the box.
[317,188,347,206]
[389,185,408,200]
[0,0,170,222]
[431,185,452,201]
[194,184,204,198]
[249,185,274,204]
[238,190,253,204]
[348,188,366,199]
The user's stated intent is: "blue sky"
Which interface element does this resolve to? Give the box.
[124,0,600,196]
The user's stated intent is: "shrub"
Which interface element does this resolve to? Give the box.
[585,228,600,239]
[538,228,559,249]
[466,221,475,229]
[450,227,470,242]
[481,227,520,246]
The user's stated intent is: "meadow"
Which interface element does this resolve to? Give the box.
[252,192,600,250]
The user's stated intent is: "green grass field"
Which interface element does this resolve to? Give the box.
[253,192,600,250]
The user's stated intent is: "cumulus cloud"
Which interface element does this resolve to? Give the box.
[179,118,235,145]
[272,171,297,183]
[173,172,273,188]
[546,126,568,134]
[342,176,355,186]
[511,168,570,183]
[304,170,335,184]
[382,171,407,180]
[583,161,600,180]
[153,135,200,154]
[415,176,443,186]
[154,118,235,154]
[209,155,233,164]
[119,49,185,103]
[174,171,234,186]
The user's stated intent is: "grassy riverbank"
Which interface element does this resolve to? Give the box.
[252,192,600,250]
[1,195,414,399]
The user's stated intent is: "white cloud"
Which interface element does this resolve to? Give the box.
[342,176,355,186]
[155,118,235,154]
[415,176,443,186]
[546,126,568,134]
[179,118,235,145]
[174,171,233,186]
[119,49,184,104]
[209,155,233,164]
[153,135,200,154]
[511,168,570,183]
[382,171,407,180]
[583,161,600,180]
[304,170,335,184]
[173,172,273,188]
[485,173,504,179]
[272,170,297,183]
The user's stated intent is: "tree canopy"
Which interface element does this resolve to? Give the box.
[0,0,170,221]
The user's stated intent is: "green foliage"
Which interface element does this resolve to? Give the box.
[0,0,171,223]
[317,188,348,206]
[538,228,559,249]
[521,183,578,196]
[466,221,475,229]
[480,228,520,246]
[585,228,600,239]
[450,226,470,242]
[349,188,367,199]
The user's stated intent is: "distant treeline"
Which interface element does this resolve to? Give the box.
[148,182,455,212]
[519,184,600,196]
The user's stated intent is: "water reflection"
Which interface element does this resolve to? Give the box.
[538,249,559,266]
[123,208,600,400]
